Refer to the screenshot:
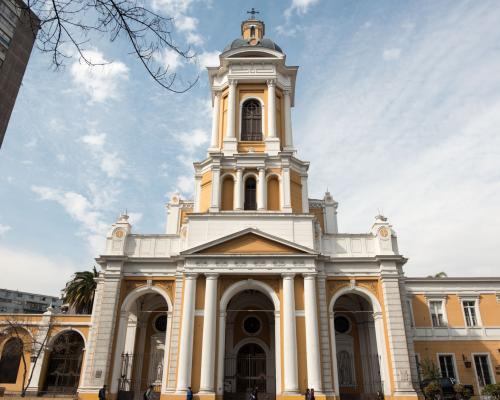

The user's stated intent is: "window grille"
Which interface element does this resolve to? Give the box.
[241,100,262,141]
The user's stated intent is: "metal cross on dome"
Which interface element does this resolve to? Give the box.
[247,8,259,18]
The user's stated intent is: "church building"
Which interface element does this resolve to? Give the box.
[1,14,500,400]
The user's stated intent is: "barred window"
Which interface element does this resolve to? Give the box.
[241,99,262,141]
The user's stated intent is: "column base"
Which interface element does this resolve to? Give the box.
[223,138,238,156]
[209,206,220,212]
[265,137,280,156]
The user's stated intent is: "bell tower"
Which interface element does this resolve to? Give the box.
[192,12,309,215]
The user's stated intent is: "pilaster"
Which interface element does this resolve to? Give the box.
[380,262,417,397]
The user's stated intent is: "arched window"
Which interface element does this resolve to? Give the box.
[0,337,23,383]
[250,26,256,38]
[241,99,262,141]
[244,177,257,210]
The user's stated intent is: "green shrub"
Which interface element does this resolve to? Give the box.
[453,384,472,400]
[424,381,442,400]
[482,384,500,400]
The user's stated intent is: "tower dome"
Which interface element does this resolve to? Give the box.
[222,9,283,54]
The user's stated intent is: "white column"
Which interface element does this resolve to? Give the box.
[176,273,198,393]
[199,273,219,393]
[282,273,299,394]
[216,312,227,395]
[282,167,292,212]
[303,274,323,392]
[301,174,309,213]
[227,80,236,138]
[194,174,202,212]
[210,166,221,212]
[267,79,277,138]
[257,167,266,210]
[234,168,243,210]
[284,89,293,149]
[210,91,221,150]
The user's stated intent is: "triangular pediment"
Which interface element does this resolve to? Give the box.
[181,228,317,256]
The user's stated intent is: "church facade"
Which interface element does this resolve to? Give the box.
[1,16,500,400]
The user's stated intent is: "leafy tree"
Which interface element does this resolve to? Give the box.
[420,358,441,381]
[62,266,99,314]
[12,0,198,92]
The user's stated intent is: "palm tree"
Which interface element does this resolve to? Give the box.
[63,266,99,314]
[427,272,448,278]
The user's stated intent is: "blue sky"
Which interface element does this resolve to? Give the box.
[1,0,500,295]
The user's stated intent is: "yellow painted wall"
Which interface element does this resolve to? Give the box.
[191,316,204,392]
[276,91,284,145]
[267,176,280,211]
[290,170,303,214]
[219,92,228,146]
[446,295,465,327]
[414,340,500,396]
[199,171,213,213]
[412,295,432,327]
[232,310,271,348]
[196,276,206,310]
[479,294,500,326]
[295,277,304,311]
[199,233,302,254]
[296,317,308,393]
[221,176,234,211]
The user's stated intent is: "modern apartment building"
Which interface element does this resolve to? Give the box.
[0,0,39,148]
[0,288,61,314]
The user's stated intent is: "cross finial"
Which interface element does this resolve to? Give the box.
[247,8,259,18]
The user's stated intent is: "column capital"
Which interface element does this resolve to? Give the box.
[303,272,318,279]
[184,272,199,279]
[213,89,222,97]
[283,88,292,95]
[266,79,277,87]
[281,272,296,279]
[205,273,219,280]
[228,78,238,86]
[257,166,266,172]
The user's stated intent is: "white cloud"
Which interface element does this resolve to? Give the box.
[173,128,208,152]
[297,1,500,277]
[175,14,198,32]
[285,0,320,18]
[71,50,129,103]
[197,51,219,70]
[155,49,183,72]
[0,224,11,236]
[176,175,193,194]
[151,0,194,15]
[0,246,78,295]
[186,32,204,46]
[82,133,106,147]
[128,212,143,226]
[31,186,108,254]
[80,132,126,178]
[383,48,401,60]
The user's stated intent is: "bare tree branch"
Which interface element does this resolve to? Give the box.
[11,0,199,92]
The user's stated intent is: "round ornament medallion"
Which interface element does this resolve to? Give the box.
[379,227,389,238]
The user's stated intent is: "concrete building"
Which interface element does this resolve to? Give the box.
[0,288,62,314]
[0,0,39,148]
[0,14,499,400]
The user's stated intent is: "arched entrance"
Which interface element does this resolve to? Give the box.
[43,331,85,394]
[0,337,23,384]
[235,343,267,394]
[330,289,390,400]
[111,286,172,400]
[218,281,280,400]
